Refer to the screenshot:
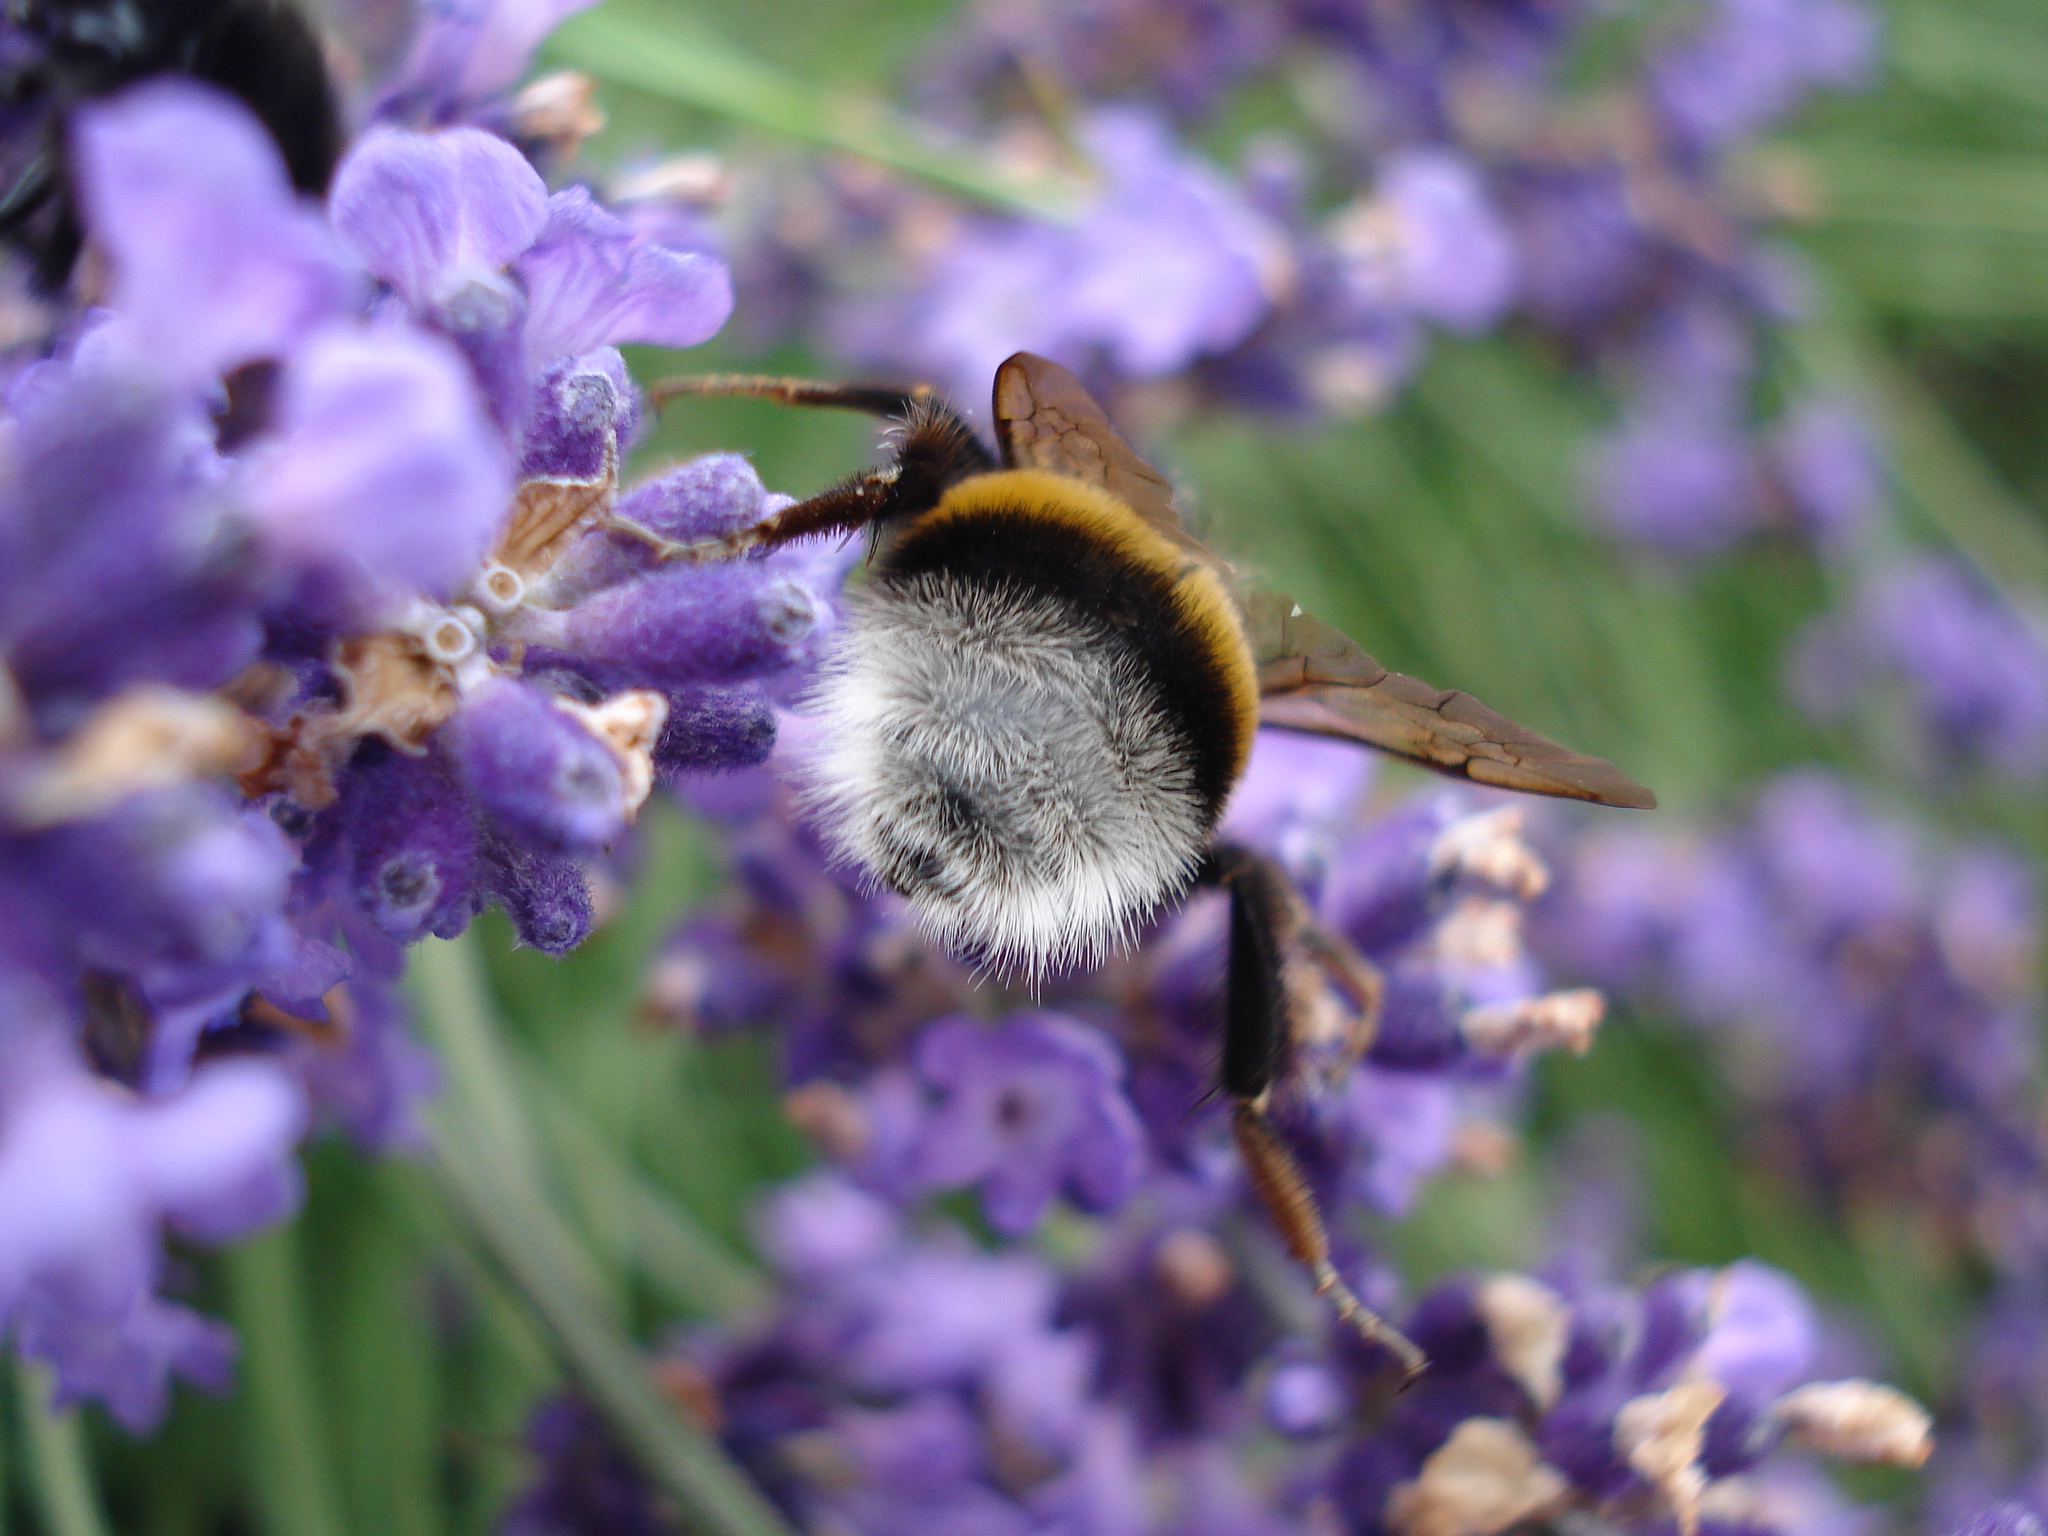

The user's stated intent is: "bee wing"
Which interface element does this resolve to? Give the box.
[1246,592,1657,809]
[992,352,1188,539]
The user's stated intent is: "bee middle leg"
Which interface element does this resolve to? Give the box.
[1202,843,1425,1383]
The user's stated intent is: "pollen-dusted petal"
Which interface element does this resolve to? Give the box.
[72,81,353,384]
[1385,1418,1571,1536]
[252,324,511,606]
[1613,1379,1725,1536]
[516,187,734,365]
[1474,1275,1570,1411]
[446,676,626,855]
[330,126,550,307]
[1459,989,1604,1058]
[11,687,259,828]
[1768,1381,1933,1467]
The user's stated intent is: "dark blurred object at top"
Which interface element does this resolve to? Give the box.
[0,0,341,290]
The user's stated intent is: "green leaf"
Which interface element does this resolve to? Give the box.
[407,935,795,1536]
[14,1362,110,1536]
[224,1228,349,1536]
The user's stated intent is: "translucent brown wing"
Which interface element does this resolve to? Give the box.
[1246,592,1657,810]
[992,352,1188,540]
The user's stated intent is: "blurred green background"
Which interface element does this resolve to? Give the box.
[8,0,2047,1529]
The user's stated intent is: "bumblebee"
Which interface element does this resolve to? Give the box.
[638,354,1655,1376]
[0,0,342,289]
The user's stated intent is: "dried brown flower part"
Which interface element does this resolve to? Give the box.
[1771,1380,1933,1467]
[1387,1419,1571,1536]
[1474,1275,1570,1410]
[1614,1379,1726,1536]
[556,688,667,818]
[13,685,260,826]
[1461,988,1605,1057]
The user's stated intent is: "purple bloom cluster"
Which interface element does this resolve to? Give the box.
[1537,770,2048,1515]
[511,1172,1929,1535]
[484,730,1934,1533]
[692,0,1872,528]
[1791,557,2048,779]
[0,2,837,1427]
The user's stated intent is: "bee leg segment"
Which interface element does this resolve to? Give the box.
[1206,842,1426,1384]
[648,373,938,420]
[599,475,903,565]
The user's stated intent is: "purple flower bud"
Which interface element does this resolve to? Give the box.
[447,676,625,855]
[1694,1262,1815,1406]
[757,1171,903,1281]
[72,81,352,386]
[514,561,821,690]
[536,455,778,607]
[251,323,512,607]
[330,126,550,309]
[1266,1357,1347,1437]
[1365,963,1467,1071]
[654,686,778,778]
[520,353,626,481]
[336,744,482,943]
[908,1012,1145,1233]
[515,187,734,366]
[481,833,593,953]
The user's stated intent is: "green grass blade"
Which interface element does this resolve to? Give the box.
[408,936,795,1536]
[547,0,1076,218]
[224,1227,349,1536]
[526,1068,768,1320]
[14,1363,109,1536]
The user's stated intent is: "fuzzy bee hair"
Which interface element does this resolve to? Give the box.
[802,571,1211,976]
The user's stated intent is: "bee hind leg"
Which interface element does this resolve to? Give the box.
[1203,843,1424,1384]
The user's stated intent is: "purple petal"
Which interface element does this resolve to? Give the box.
[382,0,602,114]
[330,126,550,307]
[1382,149,1518,332]
[251,323,511,605]
[72,81,352,384]
[136,1059,308,1242]
[516,188,734,365]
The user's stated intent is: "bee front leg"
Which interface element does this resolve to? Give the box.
[1204,843,1425,1384]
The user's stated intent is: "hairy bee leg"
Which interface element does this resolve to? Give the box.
[597,476,900,564]
[649,372,937,420]
[613,395,999,564]
[1204,843,1426,1383]
[1294,921,1386,1069]
[1231,1103,1426,1383]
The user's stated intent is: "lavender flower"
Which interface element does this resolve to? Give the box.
[1791,558,2048,778]
[0,1,829,1426]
